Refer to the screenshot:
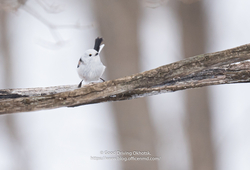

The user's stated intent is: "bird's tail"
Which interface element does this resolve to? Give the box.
[99,44,105,53]
[94,37,103,52]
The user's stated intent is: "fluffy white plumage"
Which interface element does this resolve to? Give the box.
[77,38,106,87]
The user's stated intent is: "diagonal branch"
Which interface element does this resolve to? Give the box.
[1,43,250,114]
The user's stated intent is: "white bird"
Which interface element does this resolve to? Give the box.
[77,37,106,88]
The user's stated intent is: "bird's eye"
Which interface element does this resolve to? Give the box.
[89,54,92,57]
[95,53,98,56]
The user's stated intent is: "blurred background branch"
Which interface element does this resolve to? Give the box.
[93,1,157,169]
[21,4,93,47]
[1,0,93,48]
[177,1,215,170]
[0,5,30,170]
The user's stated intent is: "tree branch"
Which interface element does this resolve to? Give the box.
[1,43,250,114]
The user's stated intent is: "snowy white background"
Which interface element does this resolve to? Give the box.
[1,0,250,170]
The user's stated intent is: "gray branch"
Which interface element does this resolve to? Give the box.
[1,43,250,114]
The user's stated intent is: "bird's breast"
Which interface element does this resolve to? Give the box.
[77,61,105,82]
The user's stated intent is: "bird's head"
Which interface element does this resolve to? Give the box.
[84,49,99,58]
[77,37,105,67]
[77,49,98,67]
[83,43,105,59]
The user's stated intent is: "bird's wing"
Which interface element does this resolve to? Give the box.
[77,58,84,68]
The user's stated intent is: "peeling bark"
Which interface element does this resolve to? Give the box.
[1,44,250,114]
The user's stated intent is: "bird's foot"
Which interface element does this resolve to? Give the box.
[78,80,83,88]
[100,78,105,82]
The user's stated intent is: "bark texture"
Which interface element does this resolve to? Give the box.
[1,44,250,114]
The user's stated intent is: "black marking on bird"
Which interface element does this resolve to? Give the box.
[77,58,83,68]
[94,37,103,52]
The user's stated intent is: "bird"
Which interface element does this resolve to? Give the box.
[77,37,106,88]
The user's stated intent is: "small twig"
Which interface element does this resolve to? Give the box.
[0,1,22,11]
[144,0,169,8]
[36,0,64,13]
[1,43,250,114]
[1,1,93,48]
[20,4,93,47]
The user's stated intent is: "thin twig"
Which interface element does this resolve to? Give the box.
[21,4,93,47]
[36,0,64,13]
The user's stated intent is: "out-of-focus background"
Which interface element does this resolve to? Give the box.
[1,0,250,170]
